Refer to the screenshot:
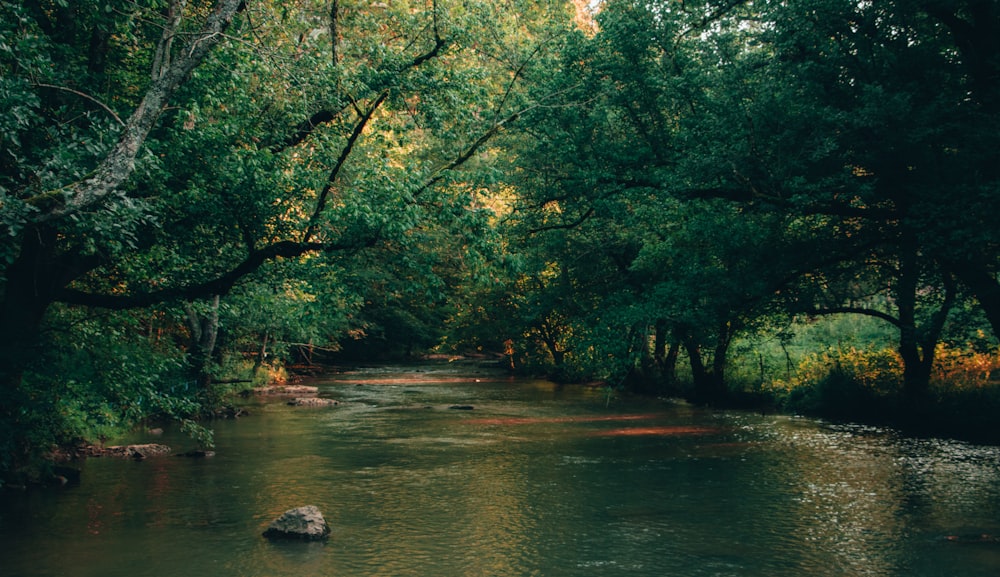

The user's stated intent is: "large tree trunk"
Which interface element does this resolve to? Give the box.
[712,320,734,390]
[683,339,714,404]
[184,295,221,387]
[3,0,245,393]
[0,227,83,475]
[653,321,680,386]
[896,246,932,401]
[0,227,79,392]
[682,321,732,404]
[895,247,957,402]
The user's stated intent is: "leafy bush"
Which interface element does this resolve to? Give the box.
[0,309,210,482]
[929,343,1000,390]
[770,347,903,421]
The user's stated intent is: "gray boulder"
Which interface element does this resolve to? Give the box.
[262,505,330,541]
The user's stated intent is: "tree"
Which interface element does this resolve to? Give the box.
[0,0,581,477]
[493,0,999,404]
[1,0,246,391]
[725,0,998,399]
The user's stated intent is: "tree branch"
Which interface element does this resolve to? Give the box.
[304,91,389,243]
[413,110,521,198]
[29,0,246,223]
[330,0,340,67]
[809,306,901,327]
[151,0,188,81]
[32,83,124,127]
[55,235,379,310]
[411,0,446,69]
[528,207,594,235]
[271,1,449,154]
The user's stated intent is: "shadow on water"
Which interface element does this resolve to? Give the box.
[2,362,1000,577]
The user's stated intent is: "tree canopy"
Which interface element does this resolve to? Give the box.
[1,0,999,480]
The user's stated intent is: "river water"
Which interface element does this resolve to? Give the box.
[2,363,1000,577]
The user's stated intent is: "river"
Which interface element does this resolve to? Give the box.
[2,363,1000,577]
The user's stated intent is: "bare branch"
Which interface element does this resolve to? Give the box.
[32,83,124,127]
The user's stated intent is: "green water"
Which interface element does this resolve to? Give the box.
[2,363,1000,576]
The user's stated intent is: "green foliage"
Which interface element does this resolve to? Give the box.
[771,347,904,420]
[455,0,1000,414]
[217,259,361,367]
[0,305,203,479]
[0,0,584,481]
[3,0,1000,478]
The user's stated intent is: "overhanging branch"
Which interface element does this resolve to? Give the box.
[809,306,901,327]
[55,236,379,310]
[413,110,521,198]
[32,83,124,127]
[271,2,450,154]
[528,207,594,235]
[303,91,389,243]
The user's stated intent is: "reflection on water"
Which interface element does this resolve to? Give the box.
[2,363,1000,577]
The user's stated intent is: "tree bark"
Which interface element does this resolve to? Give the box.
[0,228,98,392]
[683,338,712,402]
[712,320,734,391]
[896,245,956,402]
[184,296,221,387]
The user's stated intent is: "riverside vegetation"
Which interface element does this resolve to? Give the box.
[1,0,998,484]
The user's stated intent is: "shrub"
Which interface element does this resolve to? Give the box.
[770,347,903,421]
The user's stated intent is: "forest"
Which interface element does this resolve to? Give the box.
[1,0,998,483]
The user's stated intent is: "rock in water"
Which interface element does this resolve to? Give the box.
[286,397,340,407]
[262,506,330,541]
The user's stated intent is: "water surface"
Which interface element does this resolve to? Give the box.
[2,363,1000,576]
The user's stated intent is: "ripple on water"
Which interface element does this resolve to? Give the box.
[5,365,1000,577]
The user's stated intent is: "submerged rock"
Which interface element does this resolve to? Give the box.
[448,405,475,410]
[91,444,172,459]
[50,466,81,486]
[263,505,330,541]
[253,385,320,396]
[287,397,340,407]
[944,533,1000,544]
[175,450,216,458]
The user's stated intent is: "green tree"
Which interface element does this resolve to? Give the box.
[0,0,580,478]
[499,0,999,405]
